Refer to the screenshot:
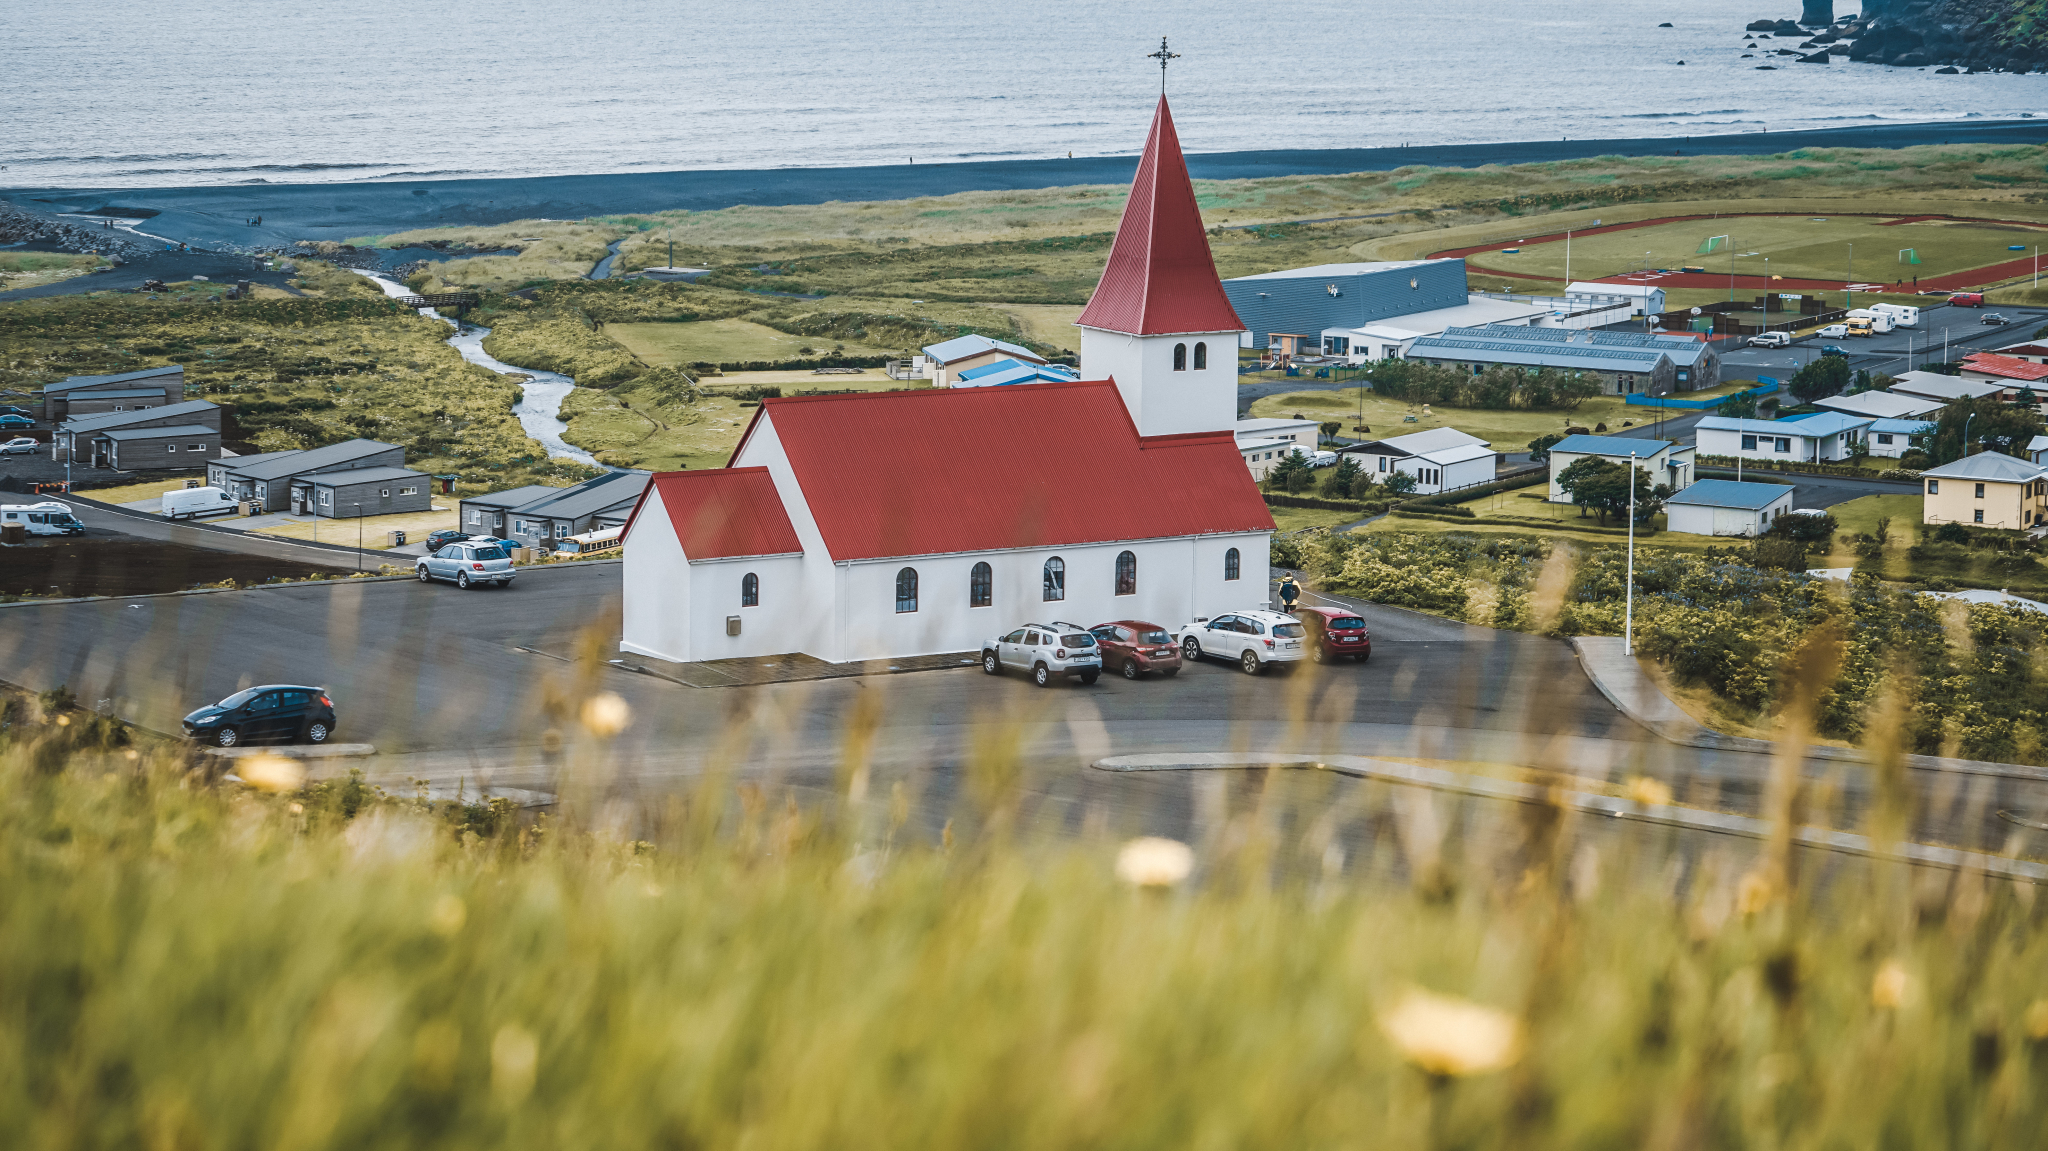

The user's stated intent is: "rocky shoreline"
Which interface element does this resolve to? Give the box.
[1746,2,2048,73]
[0,201,148,262]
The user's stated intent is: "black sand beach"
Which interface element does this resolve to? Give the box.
[5,117,2043,279]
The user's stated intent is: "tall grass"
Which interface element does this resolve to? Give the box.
[2,667,2046,1150]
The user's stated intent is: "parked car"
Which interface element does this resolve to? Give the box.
[0,436,38,455]
[1176,610,1308,675]
[161,485,239,520]
[0,405,32,418]
[1820,345,1848,359]
[1982,313,2011,326]
[1815,324,1848,339]
[1291,606,1372,663]
[982,622,1101,686]
[1088,620,1182,679]
[1308,450,1340,468]
[416,539,517,588]
[182,684,336,748]
[0,414,34,430]
[423,529,472,553]
[1948,292,1984,307]
[1747,331,1791,348]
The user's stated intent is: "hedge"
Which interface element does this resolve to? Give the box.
[711,355,895,373]
[1260,493,1388,514]
[1696,456,1922,482]
[1398,469,1549,510]
[1389,507,1478,522]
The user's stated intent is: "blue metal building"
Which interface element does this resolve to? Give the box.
[1222,260,1470,351]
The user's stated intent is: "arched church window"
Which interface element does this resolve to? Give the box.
[1194,342,1208,370]
[895,568,918,613]
[1224,548,1241,581]
[1115,551,1137,596]
[1173,343,1187,371]
[970,562,992,607]
[741,572,759,607]
[1043,557,1065,601]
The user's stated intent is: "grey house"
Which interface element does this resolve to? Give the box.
[99,425,220,471]
[306,466,432,519]
[460,471,650,549]
[1222,260,1470,352]
[458,485,562,538]
[57,400,223,467]
[1405,325,1720,395]
[209,438,409,515]
[41,365,187,422]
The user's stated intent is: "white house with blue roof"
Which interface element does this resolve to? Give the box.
[953,358,1080,389]
[1695,412,1873,463]
[1544,434,1694,503]
[1867,418,1936,459]
[920,334,1049,388]
[1663,479,1795,537]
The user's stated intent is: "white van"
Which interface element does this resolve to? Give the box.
[1869,302,1919,328]
[161,485,240,520]
[1847,309,1896,334]
[1,501,85,536]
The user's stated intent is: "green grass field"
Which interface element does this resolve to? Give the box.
[1269,504,1365,532]
[1471,213,2048,286]
[604,320,895,367]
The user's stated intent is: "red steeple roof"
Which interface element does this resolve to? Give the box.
[1075,96,1246,336]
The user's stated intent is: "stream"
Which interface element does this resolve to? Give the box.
[354,270,601,468]
[588,239,625,280]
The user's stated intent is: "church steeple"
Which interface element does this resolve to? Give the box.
[1076,95,1245,338]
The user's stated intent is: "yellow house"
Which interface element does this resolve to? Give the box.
[1920,451,2048,531]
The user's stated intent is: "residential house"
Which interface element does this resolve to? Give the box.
[1920,451,2048,531]
[1694,412,1874,463]
[952,358,1080,388]
[2031,435,2048,467]
[1812,390,1945,421]
[1959,353,2048,390]
[207,438,409,515]
[1994,342,2048,365]
[305,467,433,519]
[1867,418,1936,459]
[1544,434,1693,503]
[458,485,562,539]
[1342,426,1496,494]
[1663,479,1795,537]
[38,365,187,422]
[1888,372,2007,405]
[1234,415,1323,478]
[921,334,1050,388]
[55,399,222,467]
[462,470,652,550]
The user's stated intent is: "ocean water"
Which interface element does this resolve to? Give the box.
[2,0,2041,189]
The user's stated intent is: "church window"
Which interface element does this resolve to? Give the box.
[1194,342,1208,370]
[741,572,759,607]
[1043,556,1066,601]
[1115,551,1136,596]
[970,562,992,607]
[1173,343,1187,371]
[895,568,918,613]
[1225,548,1241,581]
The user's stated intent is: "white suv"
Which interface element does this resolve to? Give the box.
[1177,610,1308,675]
[983,621,1102,686]
[1747,331,1791,348]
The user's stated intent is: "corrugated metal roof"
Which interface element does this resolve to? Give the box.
[1408,334,1668,373]
[922,334,1044,365]
[1870,419,1936,435]
[98,423,216,442]
[63,388,167,401]
[1074,96,1246,337]
[1358,426,1491,457]
[1889,374,2004,401]
[464,484,562,511]
[514,470,652,520]
[1962,353,2048,382]
[1920,451,2048,483]
[955,358,1081,387]
[1697,413,1872,437]
[734,378,1272,561]
[624,467,803,561]
[221,438,399,482]
[61,399,220,434]
[1549,434,1674,458]
[307,466,427,486]
[44,365,184,393]
[1666,479,1793,510]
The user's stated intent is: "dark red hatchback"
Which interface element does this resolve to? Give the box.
[1088,620,1184,679]
[1292,606,1371,663]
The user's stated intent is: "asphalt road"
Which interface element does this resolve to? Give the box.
[62,495,388,567]
[1717,304,2048,380]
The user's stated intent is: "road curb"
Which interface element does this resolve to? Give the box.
[207,743,377,760]
[1093,752,2048,883]
[0,555,620,611]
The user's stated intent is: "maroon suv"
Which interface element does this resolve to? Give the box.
[1293,606,1371,663]
[1088,620,1184,679]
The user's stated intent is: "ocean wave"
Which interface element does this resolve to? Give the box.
[1617,109,1749,119]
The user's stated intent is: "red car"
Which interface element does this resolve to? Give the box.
[1088,620,1183,679]
[1292,606,1372,663]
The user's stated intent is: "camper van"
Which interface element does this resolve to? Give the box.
[1,501,85,536]
[161,485,240,521]
[553,527,622,557]
[1847,309,1895,334]
[1846,316,1874,337]
[1869,302,1919,328]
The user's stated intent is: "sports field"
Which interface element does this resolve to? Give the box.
[1451,214,2048,291]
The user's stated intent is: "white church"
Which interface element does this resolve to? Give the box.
[619,95,1276,665]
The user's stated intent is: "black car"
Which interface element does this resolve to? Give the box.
[1982,313,2010,326]
[182,684,336,747]
[0,405,31,419]
[423,529,472,553]
[1820,345,1848,358]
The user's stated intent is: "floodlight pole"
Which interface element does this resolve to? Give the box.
[1844,242,1853,310]
[1625,450,1637,657]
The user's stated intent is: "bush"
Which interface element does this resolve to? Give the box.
[1768,511,1838,543]
[1935,521,1970,544]
[1897,448,1932,470]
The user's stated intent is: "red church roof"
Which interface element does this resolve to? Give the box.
[622,467,803,560]
[729,379,1272,562]
[1074,96,1246,337]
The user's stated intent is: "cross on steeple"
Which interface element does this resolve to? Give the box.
[1147,37,1179,93]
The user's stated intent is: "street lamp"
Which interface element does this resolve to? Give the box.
[1654,389,1670,440]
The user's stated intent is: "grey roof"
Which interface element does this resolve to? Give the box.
[307,466,428,487]
[1550,434,1675,458]
[212,449,296,470]
[1666,479,1794,511]
[61,399,220,435]
[1888,374,2004,402]
[1407,333,1669,374]
[513,471,651,521]
[220,438,401,482]
[1919,451,2048,484]
[921,334,1044,365]
[63,387,167,401]
[98,424,217,442]
[1354,426,1491,458]
[1696,412,1873,437]
[44,366,184,393]
[463,484,563,511]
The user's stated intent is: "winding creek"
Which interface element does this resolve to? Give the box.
[354,270,600,468]
[588,239,625,280]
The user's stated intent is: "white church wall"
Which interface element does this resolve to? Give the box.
[1081,328,1239,437]
[619,488,694,663]
[685,554,808,661]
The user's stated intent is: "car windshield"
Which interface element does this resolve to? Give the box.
[1273,623,1306,638]
[472,546,507,560]
[216,688,261,709]
[1138,629,1171,644]
[1061,633,1095,647]
[1329,617,1366,630]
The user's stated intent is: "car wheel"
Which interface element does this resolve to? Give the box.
[1080,671,1099,686]
[213,726,239,748]
[1182,637,1202,661]
[1310,642,1328,664]
[1033,662,1052,688]
[304,721,330,744]
[1240,649,1263,676]
[1122,659,1141,680]
[417,565,431,582]
[983,651,1000,675]
[457,572,471,589]
[1358,650,1371,663]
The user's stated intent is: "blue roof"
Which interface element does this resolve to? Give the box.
[1869,418,1936,435]
[922,334,1043,365]
[1696,412,1872,437]
[955,358,1080,387]
[1550,434,1675,458]
[1665,479,1794,511]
